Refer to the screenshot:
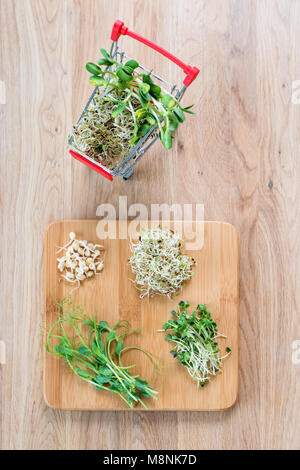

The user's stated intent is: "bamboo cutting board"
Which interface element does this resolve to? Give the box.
[44,220,239,410]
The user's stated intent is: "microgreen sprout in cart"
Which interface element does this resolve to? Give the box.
[46,298,159,409]
[72,90,137,170]
[162,301,231,387]
[85,48,195,152]
[68,21,199,180]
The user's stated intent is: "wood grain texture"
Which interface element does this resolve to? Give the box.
[44,220,239,411]
[0,0,299,449]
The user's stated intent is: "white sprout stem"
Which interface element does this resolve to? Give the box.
[128,228,195,298]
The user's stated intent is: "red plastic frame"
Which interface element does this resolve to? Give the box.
[69,150,114,181]
[111,20,200,86]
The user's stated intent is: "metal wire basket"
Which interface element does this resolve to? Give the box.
[68,20,199,181]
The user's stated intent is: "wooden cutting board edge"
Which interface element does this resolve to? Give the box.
[43,219,239,411]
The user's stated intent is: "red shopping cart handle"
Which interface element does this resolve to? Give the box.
[69,150,114,181]
[111,20,199,87]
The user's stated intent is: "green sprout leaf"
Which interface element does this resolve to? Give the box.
[162,94,176,109]
[76,369,90,379]
[149,84,162,99]
[93,375,110,387]
[168,112,179,131]
[182,104,195,114]
[141,83,151,94]
[173,108,185,123]
[86,62,102,75]
[116,67,132,82]
[161,130,173,149]
[146,112,156,125]
[115,341,124,355]
[125,59,139,70]
[135,108,147,120]
[100,48,110,59]
[99,321,109,332]
[142,73,154,85]
[89,75,107,87]
[98,58,114,66]
[139,123,151,136]
[111,103,126,118]
[138,88,151,105]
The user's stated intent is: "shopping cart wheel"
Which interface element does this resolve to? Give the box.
[123,168,133,180]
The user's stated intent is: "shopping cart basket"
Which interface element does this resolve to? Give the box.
[68,20,200,181]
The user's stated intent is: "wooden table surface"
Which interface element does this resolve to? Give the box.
[1,0,299,450]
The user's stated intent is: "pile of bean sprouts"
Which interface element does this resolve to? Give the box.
[72,88,136,169]
[56,232,105,290]
[128,228,195,298]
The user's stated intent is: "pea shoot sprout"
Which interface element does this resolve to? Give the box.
[46,298,159,409]
[162,302,232,387]
[56,232,105,290]
[128,228,195,298]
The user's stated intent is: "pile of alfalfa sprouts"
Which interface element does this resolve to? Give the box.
[72,88,137,170]
[129,227,196,298]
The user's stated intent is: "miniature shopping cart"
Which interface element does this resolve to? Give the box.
[68,20,200,181]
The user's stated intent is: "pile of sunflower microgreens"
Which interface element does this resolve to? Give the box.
[79,48,194,161]
[128,227,195,298]
[162,301,231,387]
[46,298,159,409]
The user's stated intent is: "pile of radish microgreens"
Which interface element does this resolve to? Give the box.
[46,298,159,408]
[162,301,231,387]
[77,48,194,164]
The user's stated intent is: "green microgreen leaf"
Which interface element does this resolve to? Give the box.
[100,48,110,59]
[162,302,231,388]
[174,108,185,123]
[146,112,156,125]
[115,340,124,355]
[140,83,150,94]
[161,130,173,149]
[76,369,90,379]
[78,345,91,356]
[106,330,116,342]
[99,321,109,332]
[111,103,126,118]
[116,67,132,82]
[162,94,176,109]
[149,84,162,99]
[98,58,114,66]
[125,59,139,69]
[139,123,151,136]
[89,75,107,87]
[86,62,102,75]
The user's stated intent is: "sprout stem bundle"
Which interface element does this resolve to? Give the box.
[163,302,232,387]
[129,228,195,298]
